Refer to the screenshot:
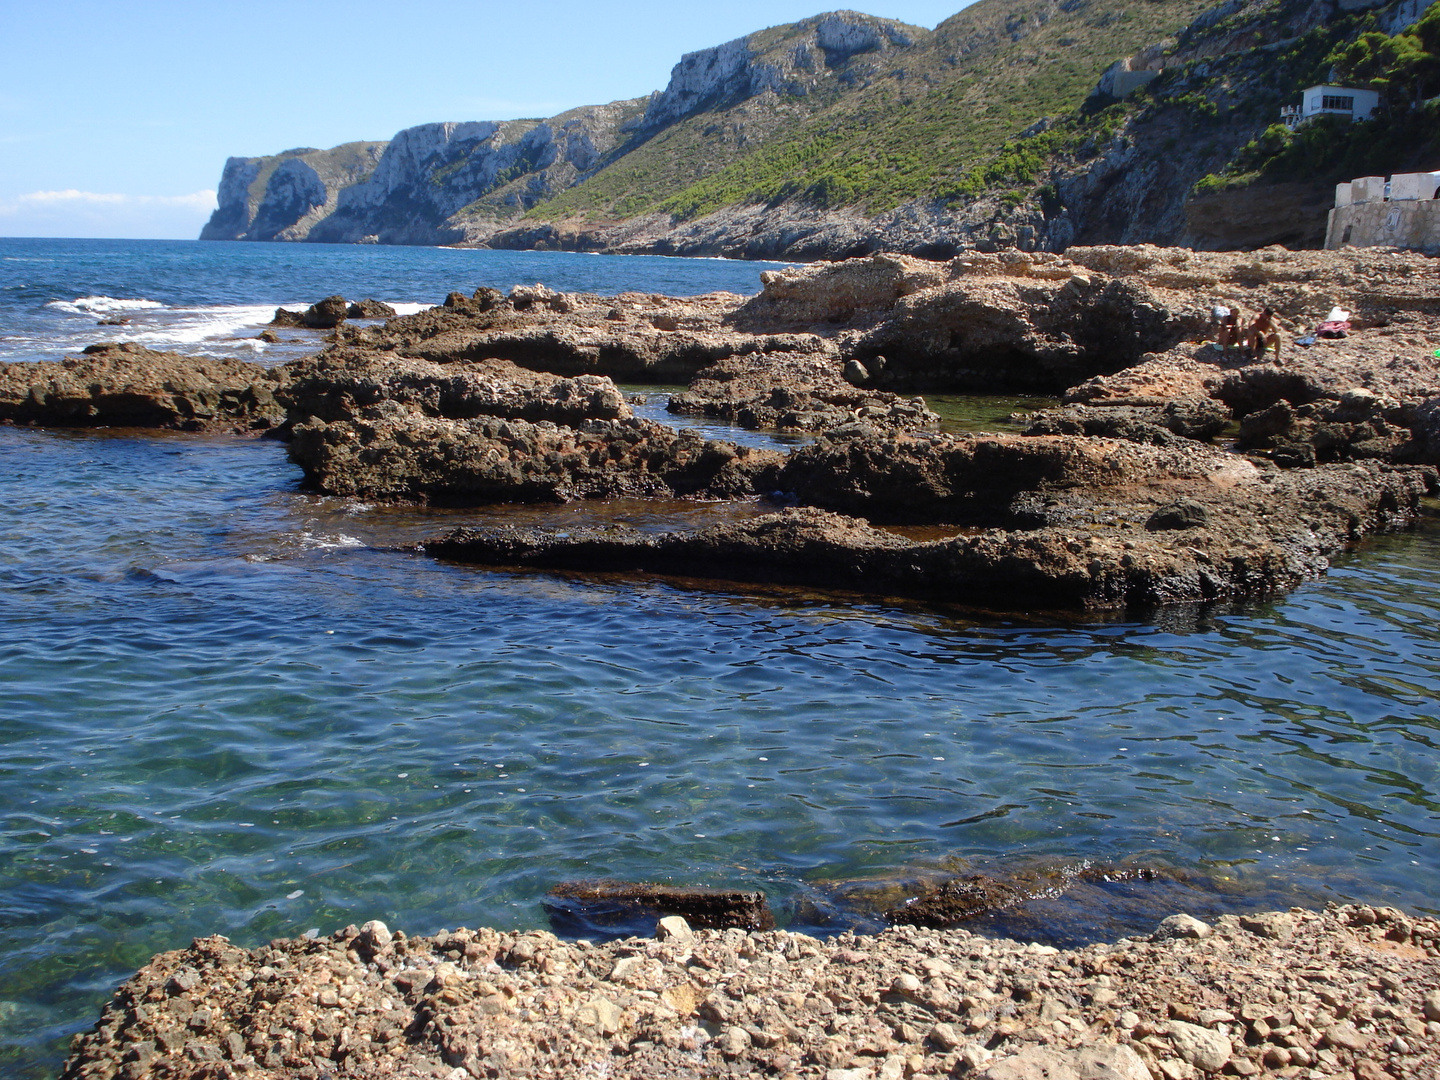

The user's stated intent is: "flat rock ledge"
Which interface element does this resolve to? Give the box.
[422,445,1432,609]
[60,904,1440,1080]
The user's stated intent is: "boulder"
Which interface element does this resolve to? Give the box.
[270,296,350,329]
[300,295,350,329]
[346,299,397,320]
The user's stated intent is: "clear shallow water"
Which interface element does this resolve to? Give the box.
[1,240,1439,1078]
[2,427,1438,1077]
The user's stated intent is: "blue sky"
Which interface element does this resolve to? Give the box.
[0,1,978,239]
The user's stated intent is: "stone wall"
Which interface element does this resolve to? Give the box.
[1326,200,1440,254]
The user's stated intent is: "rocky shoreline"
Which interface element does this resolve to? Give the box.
[58,903,1440,1080]
[6,245,1435,612]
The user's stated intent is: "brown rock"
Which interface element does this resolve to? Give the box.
[1321,1022,1369,1052]
[0,343,286,431]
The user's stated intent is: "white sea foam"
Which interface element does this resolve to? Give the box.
[387,302,428,316]
[116,304,282,348]
[300,532,365,551]
[45,295,166,316]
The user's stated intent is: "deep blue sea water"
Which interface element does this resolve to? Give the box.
[1,239,1438,1078]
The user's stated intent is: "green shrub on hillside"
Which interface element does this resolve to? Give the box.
[1328,2,1440,107]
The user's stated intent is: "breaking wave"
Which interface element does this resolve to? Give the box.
[44,295,166,316]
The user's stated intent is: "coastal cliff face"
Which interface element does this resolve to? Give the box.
[201,0,1435,258]
[198,142,387,242]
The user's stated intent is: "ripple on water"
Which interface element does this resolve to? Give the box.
[2,426,1440,1078]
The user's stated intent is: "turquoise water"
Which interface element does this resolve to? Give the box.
[1,241,1438,1078]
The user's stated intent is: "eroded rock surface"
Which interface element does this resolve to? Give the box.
[59,904,1440,1080]
[0,343,286,431]
[668,351,938,433]
[278,353,631,427]
[289,406,783,504]
[9,246,1438,612]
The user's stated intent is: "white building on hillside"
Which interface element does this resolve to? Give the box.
[1280,85,1382,128]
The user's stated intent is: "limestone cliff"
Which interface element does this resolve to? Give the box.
[199,142,387,242]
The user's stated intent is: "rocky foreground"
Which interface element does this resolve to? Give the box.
[59,904,1440,1080]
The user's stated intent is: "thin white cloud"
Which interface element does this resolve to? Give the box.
[4,189,216,210]
[0,189,219,239]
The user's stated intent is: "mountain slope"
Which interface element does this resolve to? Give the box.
[200,0,1436,257]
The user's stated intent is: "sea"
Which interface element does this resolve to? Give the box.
[2,237,1438,1078]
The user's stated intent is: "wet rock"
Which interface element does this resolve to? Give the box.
[269,306,306,328]
[424,454,1431,610]
[544,881,775,933]
[0,343,287,431]
[271,295,350,329]
[290,406,780,504]
[1145,500,1208,531]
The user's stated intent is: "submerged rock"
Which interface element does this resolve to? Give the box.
[545,881,774,934]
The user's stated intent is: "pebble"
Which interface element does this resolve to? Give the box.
[656,915,693,943]
[1166,1019,1232,1072]
[1153,913,1212,941]
[1323,1021,1370,1052]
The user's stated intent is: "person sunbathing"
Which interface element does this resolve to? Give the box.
[1214,306,1241,349]
[1246,307,1280,360]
